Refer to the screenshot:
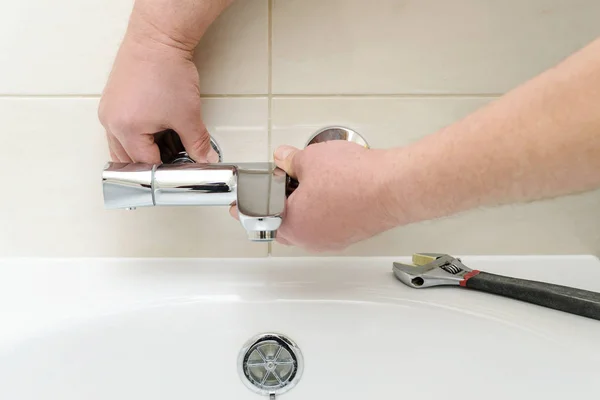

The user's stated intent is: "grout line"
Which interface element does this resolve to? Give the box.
[0,93,503,99]
[267,93,504,98]
[267,0,274,257]
[200,94,268,98]
[0,94,102,99]
[267,0,274,160]
[0,93,268,99]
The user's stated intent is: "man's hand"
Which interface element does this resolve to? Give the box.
[231,36,600,252]
[99,37,217,163]
[231,141,400,252]
[98,0,232,164]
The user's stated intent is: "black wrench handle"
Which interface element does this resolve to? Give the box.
[463,271,600,321]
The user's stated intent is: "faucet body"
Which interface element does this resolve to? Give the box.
[102,162,286,241]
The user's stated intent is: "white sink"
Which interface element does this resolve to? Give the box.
[1,256,599,399]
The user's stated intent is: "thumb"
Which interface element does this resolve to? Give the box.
[274,145,302,179]
[176,120,219,163]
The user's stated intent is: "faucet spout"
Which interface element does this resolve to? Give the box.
[102,162,286,242]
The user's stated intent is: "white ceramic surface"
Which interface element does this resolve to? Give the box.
[1,256,599,399]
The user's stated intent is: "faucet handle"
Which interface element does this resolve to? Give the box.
[155,129,223,164]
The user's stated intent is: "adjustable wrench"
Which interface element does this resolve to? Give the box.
[393,253,600,321]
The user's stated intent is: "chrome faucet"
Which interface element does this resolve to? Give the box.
[103,160,286,241]
[101,127,367,242]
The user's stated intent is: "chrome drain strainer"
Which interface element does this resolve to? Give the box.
[238,333,303,398]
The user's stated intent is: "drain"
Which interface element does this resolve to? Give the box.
[238,333,303,398]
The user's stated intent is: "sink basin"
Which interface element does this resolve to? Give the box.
[1,256,599,399]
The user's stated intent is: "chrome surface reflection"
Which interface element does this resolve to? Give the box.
[306,126,370,148]
[102,162,284,242]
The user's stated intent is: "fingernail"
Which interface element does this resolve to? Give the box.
[274,145,295,160]
[207,148,219,163]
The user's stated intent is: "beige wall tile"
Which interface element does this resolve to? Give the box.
[270,97,600,256]
[195,0,269,94]
[0,0,267,95]
[204,98,269,162]
[0,0,132,94]
[273,195,600,257]
[0,98,268,257]
[272,97,492,149]
[1,0,597,257]
[272,0,600,94]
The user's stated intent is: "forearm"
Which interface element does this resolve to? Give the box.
[387,38,600,225]
[125,0,233,52]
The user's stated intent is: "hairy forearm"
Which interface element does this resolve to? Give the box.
[388,38,600,225]
[125,0,233,52]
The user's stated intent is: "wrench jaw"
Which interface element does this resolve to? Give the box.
[393,253,473,289]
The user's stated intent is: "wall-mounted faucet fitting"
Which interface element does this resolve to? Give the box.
[102,127,368,242]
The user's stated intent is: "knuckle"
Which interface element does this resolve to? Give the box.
[186,129,211,154]
[109,114,138,135]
